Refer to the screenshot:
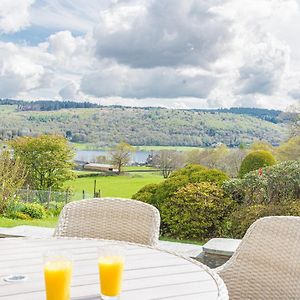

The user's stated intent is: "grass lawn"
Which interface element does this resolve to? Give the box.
[0,217,58,228]
[123,166,159,171]
[69,172,164,199]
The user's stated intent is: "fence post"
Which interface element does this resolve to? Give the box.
[26,185,29,203]
[47,187,51,209]
[93,180,97,197]
[82,190,85,199]
[65,189,69,204]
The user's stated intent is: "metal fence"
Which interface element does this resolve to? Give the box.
[15,188,93,207]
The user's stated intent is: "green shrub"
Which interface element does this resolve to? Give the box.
[3,200,24,216]
[9,211,32,220]
[161,182,235,241]
[239,150,276,178]
[46,201,65,217]
[222,178,245,203]
[225,160,300,205]
[170,164,207,178]
[20,203,46,219]
[190,169,229,185]
[228,201,300,238]
[132,184,158,205]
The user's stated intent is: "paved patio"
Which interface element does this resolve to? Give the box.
[0,225,241,264]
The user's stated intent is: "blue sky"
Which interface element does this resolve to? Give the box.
[0,0,300,110]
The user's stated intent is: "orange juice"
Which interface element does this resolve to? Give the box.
[98,256,124,297]
[44,260,72,300]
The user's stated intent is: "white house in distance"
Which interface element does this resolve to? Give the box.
[83,163,118,173]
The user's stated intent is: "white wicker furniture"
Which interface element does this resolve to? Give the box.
[54,197,160,246]
[216,216,300,299]
[0,238,228,300]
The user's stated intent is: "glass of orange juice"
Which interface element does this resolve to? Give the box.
[98,245,125,299]
[44,252,72,300]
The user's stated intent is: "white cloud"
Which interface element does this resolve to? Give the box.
[94,0,231,69]
[81,64,217,99]
[0,0,35,34]
[0,42,46,97]
[1,0,300,110]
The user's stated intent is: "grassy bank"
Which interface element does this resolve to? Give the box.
[0,217,58,228]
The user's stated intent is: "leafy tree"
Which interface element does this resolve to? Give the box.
[250,140,274,152]
[10,135,75,191]
[109,142,135,174]
[239,150,276,178]
[276,136,300,161]
[153,150,184,178]
[0,151,27,213]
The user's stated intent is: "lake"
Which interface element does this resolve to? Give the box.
[75,150,152,164]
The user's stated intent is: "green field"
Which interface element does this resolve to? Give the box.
[69,171,164,199]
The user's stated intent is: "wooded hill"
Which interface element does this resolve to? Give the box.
[0,101,288,147]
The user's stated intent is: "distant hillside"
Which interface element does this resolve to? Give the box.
[0,103,288,147]
[194,107,283,123]
[0,99,100,111]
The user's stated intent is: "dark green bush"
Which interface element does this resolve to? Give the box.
[161,182,235,241]
[21,203,46,219]
[228,201,300,238]
[239,150,276,178]
[225,160,300,205]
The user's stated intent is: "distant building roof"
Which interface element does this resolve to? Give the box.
[85,163,114,168]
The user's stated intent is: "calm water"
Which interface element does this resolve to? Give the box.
[75,150,152,163]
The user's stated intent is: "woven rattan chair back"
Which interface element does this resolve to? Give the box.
[217,216,300,299]
[54,198,160,246]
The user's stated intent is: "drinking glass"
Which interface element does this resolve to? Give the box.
[44,252,73,300]
[98,245,125,300]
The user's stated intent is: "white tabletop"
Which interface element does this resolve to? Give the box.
[0,238,228,300]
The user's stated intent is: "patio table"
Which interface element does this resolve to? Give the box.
[0,238,228,300]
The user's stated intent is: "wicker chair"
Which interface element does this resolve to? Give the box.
[54,198,160,246]
[216,216,300,299]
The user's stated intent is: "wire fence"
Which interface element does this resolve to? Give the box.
[15,188,93,207]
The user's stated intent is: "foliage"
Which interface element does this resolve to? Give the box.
[20,203,46,219]
[46,201,65,217]
[109,142,135,174]
[10,135,75,191]
[0,106,287,147]
[189,169,229,185]
[161,183,235,240]
[0,151,27,214]
[4,200,46,219]
[131,184,159,205]
[132,164,230,235]
[228,201,300,238]
[239,150,276,178]
[152,150,184,178]
[185,147,247,177]
[276,136,300,161]
[224,160,300,205]
[9,212,32,220]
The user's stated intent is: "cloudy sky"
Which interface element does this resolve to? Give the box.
[1,0,300,110]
